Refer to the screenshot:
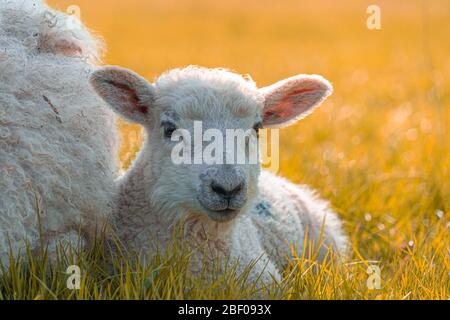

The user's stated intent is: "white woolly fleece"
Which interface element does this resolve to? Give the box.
[0,0,118,268]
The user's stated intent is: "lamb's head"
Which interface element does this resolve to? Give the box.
[90,66,332,223]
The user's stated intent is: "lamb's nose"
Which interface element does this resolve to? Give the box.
[211,181,243,201]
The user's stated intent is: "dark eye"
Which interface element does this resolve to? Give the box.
[253,122,263,137]
[162,121,177,139]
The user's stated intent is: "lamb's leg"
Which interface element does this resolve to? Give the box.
[231,220,282,285]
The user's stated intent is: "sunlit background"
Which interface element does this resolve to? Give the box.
[47,0,449,298]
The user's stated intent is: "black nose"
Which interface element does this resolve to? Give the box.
[211,181,243,200]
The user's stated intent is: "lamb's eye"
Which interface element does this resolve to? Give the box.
[162,122,177,139]
[253,122,263,137]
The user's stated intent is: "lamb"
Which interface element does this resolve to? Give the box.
[90,65,348,282]
[0,1,118,268]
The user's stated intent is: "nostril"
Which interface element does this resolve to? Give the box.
[211,181,244,200]
[211,182,232,199]
[211,182,229,198]
[230,183,243,196]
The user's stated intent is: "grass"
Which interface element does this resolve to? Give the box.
[0,0,448,299]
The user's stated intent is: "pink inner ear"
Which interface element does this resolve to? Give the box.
[285,87,316,98]
[106,80,148,114]
[264,87,315,120]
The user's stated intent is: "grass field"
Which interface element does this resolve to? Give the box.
[1,0,448,299]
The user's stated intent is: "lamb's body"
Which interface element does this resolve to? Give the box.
[0,1,118,267]
[252,171,347,272]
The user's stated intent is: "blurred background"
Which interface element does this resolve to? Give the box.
[47,0,448,297]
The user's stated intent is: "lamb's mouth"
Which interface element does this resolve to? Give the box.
[201,206,240,223]
[196,195,243,222]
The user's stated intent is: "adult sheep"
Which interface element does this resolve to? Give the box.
[91,66,348,283]
[0,1,118,268]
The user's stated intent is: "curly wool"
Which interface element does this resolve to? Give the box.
[0,1,118,268]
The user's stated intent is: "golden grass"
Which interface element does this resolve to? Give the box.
[1,0,447,299]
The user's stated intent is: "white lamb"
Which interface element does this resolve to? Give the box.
[0,1,118,268]
[90,66,348,282]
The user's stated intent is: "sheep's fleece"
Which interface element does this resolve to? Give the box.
[0,1,118,267]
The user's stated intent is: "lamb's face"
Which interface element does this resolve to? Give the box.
[90,66,333,223]
[148,77,264,222]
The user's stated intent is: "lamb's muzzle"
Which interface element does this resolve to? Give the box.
[198,166,248,222]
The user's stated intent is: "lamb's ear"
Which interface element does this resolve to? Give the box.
[90,66,155,125]
[260,75,333,128]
